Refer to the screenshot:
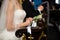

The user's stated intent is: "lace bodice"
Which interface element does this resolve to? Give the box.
[13,9,26,28]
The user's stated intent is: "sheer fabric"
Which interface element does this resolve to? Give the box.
[0,0,8,33]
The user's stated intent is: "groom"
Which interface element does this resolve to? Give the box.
[22,0,44,18]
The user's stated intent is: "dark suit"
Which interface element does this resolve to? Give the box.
[22,0,40,18]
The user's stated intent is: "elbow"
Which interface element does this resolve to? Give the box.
[6,24,15,31]
[6,27,12,31]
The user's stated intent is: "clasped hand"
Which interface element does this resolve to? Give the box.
[26,17,33,26]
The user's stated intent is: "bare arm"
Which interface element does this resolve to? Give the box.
[6,0,15,31]
[6,0,33,31]
[17,17,33,28]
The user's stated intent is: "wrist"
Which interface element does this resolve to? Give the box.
[25,21,31,26]
[37,8,41,12]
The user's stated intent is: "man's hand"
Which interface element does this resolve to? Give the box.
[38,5,44,11]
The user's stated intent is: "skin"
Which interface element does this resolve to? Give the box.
[6,0,33,31]
[38,5,44,11]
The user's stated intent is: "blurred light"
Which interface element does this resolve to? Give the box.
[55,0,60,4]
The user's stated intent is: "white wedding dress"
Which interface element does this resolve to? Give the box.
[0,9,26,40]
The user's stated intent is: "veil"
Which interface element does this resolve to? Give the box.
[0,0,9,33]
[0,0,19,33]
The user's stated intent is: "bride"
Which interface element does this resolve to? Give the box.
[0,0,33,40]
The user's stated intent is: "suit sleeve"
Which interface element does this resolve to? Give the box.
[22,0,40,18]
